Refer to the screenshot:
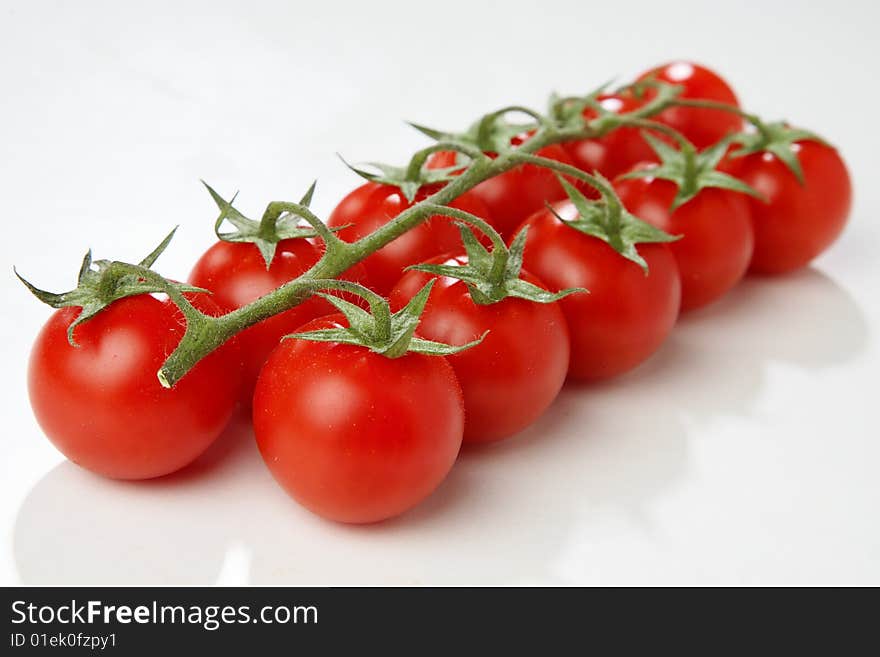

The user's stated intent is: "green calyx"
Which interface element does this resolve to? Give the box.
[204,180,326,268]
[339,152,466,204]
[287,279,485,359]
[622,132,765,210]
[619,76,672,101]
[409,104,545,155]
[15,228,203,346]
[546,82,609,132]
[547,80,683,135]
[728,121,829,185]
[410,81,684,157]
[408,207,585,305]
[553,175,679,273]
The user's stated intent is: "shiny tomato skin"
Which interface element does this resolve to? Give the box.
[517,205,681,380]
[253,314,464,523]
[565,94,658,180]
[614,171,753,311]
[637,61,743,150]
[28,294,240,480]
[428,143,574,239]
[326,182,490,295]
[722,140,852,274]
[390,258,569,443]
[189,238,368,400]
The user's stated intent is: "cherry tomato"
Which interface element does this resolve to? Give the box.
[428,138,574,239]
[517,205,681,380]
[637,61,743,150]
[722,140,852,274]
[614,169,754,311]
[189,238,368,400]
[564,94,657,180]
[28,293,240,480]
[327,182,490,295]
[389,256,570,443]
[253,314,464,523]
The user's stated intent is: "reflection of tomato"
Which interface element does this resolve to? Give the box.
[327,182,490,295]
[517,204,681,380]
[722,140,852,274]
[615,168,753,311]
[637,61,742,149]
[390,256,569,443]
[253,314,464,523]
[428,139,574,239]
[565,94,657,180]
[28,294,240,480]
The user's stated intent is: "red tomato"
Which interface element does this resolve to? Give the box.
[389,257,570,443]
[189,239,368,400]
[326,182,490,295]
[637,61,743,150]
[565,94,657,180]
[614,170,753,311]
[28,294,240,480]
[253,314,464,523]
[428,140,574,239]
[517,205,681,380]
[722,140,852,274]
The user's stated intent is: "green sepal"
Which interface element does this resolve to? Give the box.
[409,222,585,305]
[549,79,684,139]
[204,181,325,268]
[728,122,829,185]
[287,280,485,359]
[618,77,682,103]
[15,228,205,346]
[552,176,679,273]
[338,155,465,203]
[622,132,765,209]
[409,111,537,155]
[547,80,612,132]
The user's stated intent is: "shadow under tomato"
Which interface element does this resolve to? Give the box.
[12,407,257,585]
[12,267,868,585]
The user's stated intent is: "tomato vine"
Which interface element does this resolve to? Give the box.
[18,79,755,388]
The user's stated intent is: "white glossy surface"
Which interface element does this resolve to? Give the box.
[2,0,879,586]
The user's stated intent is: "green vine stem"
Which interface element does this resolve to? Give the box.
[418,203,509,284]
[403,142,484,181]
[507,152,610,192]
[151,85,688,387]
[612,117,703,197]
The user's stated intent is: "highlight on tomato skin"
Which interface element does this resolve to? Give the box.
[326,181,491,295]
[516,204,682,381]
[636,61,743,150]
[389,255,571,444]
[614,167,754,312]
[252,314,465,524]
[27,293,241,481]
[721,140,852,274]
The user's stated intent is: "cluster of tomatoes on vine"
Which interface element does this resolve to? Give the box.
[20,61,851,524]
